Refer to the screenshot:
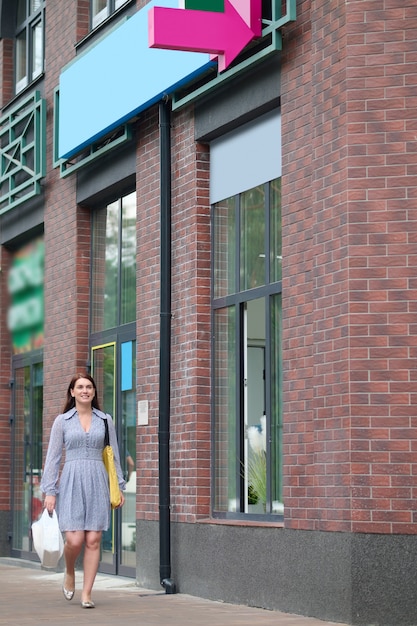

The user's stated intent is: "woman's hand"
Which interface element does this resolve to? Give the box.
[44,494,56,515]
[116,491,125,508]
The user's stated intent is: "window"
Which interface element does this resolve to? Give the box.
[90,190,137,576]
[91,191,136,332]
[212,178,283,518]
[91,0,129,28]
[15,0,45,94]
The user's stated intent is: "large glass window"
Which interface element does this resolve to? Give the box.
[91,191,136,333]
[15,0,45,94]
[90,191,137,577]
[91,0,129,28]
[213,178,282,518]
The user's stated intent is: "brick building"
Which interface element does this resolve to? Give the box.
[0,1,416,624]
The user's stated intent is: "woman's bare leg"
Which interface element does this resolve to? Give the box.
[81,530,102,603]
[64,530,84,592]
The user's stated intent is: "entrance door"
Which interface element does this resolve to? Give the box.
[11,358,43,559]
[92,337,136,577]
[243,298,266,513]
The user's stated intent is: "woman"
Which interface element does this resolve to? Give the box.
[41,373,125,609]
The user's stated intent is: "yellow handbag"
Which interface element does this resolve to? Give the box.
[103,418,122,509]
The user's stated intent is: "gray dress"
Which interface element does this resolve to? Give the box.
[40,407,126,532]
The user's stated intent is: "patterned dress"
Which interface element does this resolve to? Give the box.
[40,408,126,532]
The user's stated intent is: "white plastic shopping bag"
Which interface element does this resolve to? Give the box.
[31,509,64,568]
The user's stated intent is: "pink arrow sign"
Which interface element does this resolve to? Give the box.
[149,0,262,72]
[228,0,261,33]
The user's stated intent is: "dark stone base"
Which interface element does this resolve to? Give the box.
[136,520,417,626]
[0,511,11,558]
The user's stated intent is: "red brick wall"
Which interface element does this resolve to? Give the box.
[42,2,91,432]
[136,105,211,522]
[76,0,90,42]
[0,39,13,108]
[170,108,211,522]
[281,0,417,533]
[5,0,416,539]
[281,0,316,531]
[136,107,161,521]
[347,1,417,534]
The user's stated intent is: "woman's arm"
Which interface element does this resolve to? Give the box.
[40,415,64,496]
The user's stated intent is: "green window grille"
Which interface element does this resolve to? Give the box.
[0,91,46,214]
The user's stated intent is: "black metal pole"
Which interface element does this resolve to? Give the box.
[158,98,176,594]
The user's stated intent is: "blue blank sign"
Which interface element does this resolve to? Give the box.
[58,0,213,159]
[121,341,133,392]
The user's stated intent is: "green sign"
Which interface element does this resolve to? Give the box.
[7,239,44,354]
[184,0,224,11]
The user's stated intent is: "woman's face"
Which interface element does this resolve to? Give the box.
[70,377,96,406]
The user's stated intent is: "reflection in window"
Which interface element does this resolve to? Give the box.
[213,178,282,518]
[15,0,45,94]
[15,32,27,92]
[213,306,236,512]
[270,178,282,283]
[17,0,26,23]
[91,192,136,333]
[270,293,282,507]
[31,21,43,79]
[12,361,43,555]
[213,196,236,299]
[241,186,266,291]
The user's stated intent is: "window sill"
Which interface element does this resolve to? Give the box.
[197,517,284,528]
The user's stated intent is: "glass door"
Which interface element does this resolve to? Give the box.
[244,299,266,514]
[119,339,137,572]
[92,342,116,573]
[11,359,43,559]
[92,337,136,576]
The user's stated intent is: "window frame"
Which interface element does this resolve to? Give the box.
[90,0,130,29]
[211,179,283,521]
[14,0,45,95]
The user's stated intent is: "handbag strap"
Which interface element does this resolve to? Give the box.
[103,417,110,448]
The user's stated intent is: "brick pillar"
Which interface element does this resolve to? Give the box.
[281,0,417,533]
[43,1,92,429]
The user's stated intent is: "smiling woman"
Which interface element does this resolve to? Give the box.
[71,378,95,431]
[40,374,126,608]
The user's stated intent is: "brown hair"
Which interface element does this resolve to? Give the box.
[62,373,101,413]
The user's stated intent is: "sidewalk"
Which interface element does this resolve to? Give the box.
[0,558,348,626]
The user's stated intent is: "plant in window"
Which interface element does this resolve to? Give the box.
[247,415,267,507]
